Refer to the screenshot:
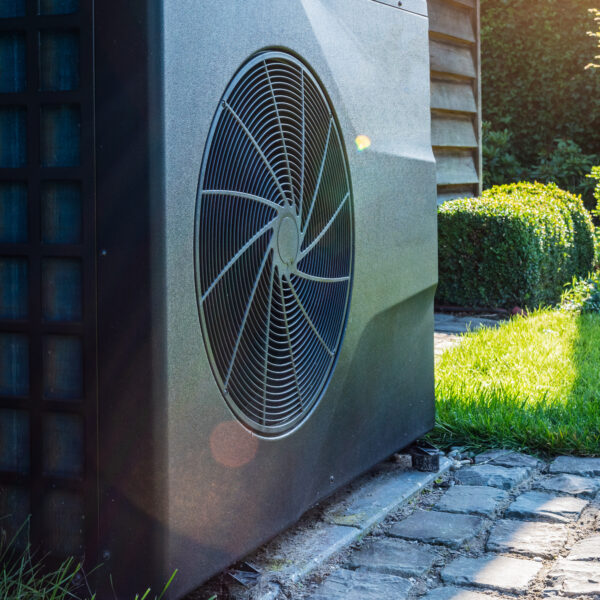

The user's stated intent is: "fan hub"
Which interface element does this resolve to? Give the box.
[276,215,300,266]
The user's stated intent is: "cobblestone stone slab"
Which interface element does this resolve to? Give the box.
[455,464,531,490]
[486,519,568,558]
[441,554,542,594]
[422,588,500,600]
[549,456,600,477]
[388,510,484,549]
[323,458,452,530]
[546,558,600,597]
[566,535,600,561]
[535,473,600,498]
[308,568,413,599]
[434,485,508,518]
[505,490,588,523]
[346,537,439,577]
[476,450,544,470]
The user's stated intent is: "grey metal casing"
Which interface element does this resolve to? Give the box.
[98,1,437,597]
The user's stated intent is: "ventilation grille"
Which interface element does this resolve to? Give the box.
[196,51,354,436]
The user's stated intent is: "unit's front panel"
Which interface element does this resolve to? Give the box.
[0,0,96,561]
[162,1,436,596]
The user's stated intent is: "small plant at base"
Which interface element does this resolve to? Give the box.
[128,569,178,600]
[0,519,91,600]
[561,272,600,313]
[0,518,179,600]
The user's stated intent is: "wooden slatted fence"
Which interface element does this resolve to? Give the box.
[428,0,481,203]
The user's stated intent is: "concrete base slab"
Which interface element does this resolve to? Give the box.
[435,485,508,517]
[323,458,452,530]
[256,523,364,584]
[244,459,451,595]
[308,568,413,600]
[546,558,600,597]
[505,491,588,523]
[455,465,531,489]
[346,537,440,577]
[486,519,568,558]
[441,554,543,594]
[389,510,484,549]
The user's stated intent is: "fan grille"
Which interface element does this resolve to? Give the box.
[195,51,354,436]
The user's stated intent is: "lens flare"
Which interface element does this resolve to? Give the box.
[355,134,371,151]
[210,421,258,468]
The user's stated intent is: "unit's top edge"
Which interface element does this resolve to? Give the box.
[371,0,428,17]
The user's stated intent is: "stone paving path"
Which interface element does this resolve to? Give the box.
[305,451,600,599]
[434,313,502,357]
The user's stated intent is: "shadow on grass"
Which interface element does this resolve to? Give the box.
[427,311,600,457]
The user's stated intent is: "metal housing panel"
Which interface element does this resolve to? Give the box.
[160,1,436,597]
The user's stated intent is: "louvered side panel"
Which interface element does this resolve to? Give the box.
[428,0,481,203]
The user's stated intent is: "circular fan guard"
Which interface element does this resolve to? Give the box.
[195,51,354,436]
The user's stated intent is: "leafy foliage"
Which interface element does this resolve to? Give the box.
[562,272,600,313]
[482,125,598,210]
[437,182,595,308]
[587,8,600,69]
[590,165,600,218]
[482,122,523,188]
[481,0,600,165]
[531,139,598,211]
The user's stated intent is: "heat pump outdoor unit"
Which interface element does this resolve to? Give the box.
[0,0,436,597]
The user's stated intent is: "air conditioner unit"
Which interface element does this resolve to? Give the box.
[0,0,436,597]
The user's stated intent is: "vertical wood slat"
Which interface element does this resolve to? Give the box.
[434,150,479,186]
[428,0,475,43]
[430,39,476,79]
[431,115,477,148]
[431,80,477,113]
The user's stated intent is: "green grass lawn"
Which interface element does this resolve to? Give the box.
[428,309,600,456]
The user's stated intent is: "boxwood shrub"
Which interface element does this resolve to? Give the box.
[437,182,595,309]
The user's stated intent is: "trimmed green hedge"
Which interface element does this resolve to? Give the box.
[437,183,595,309]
